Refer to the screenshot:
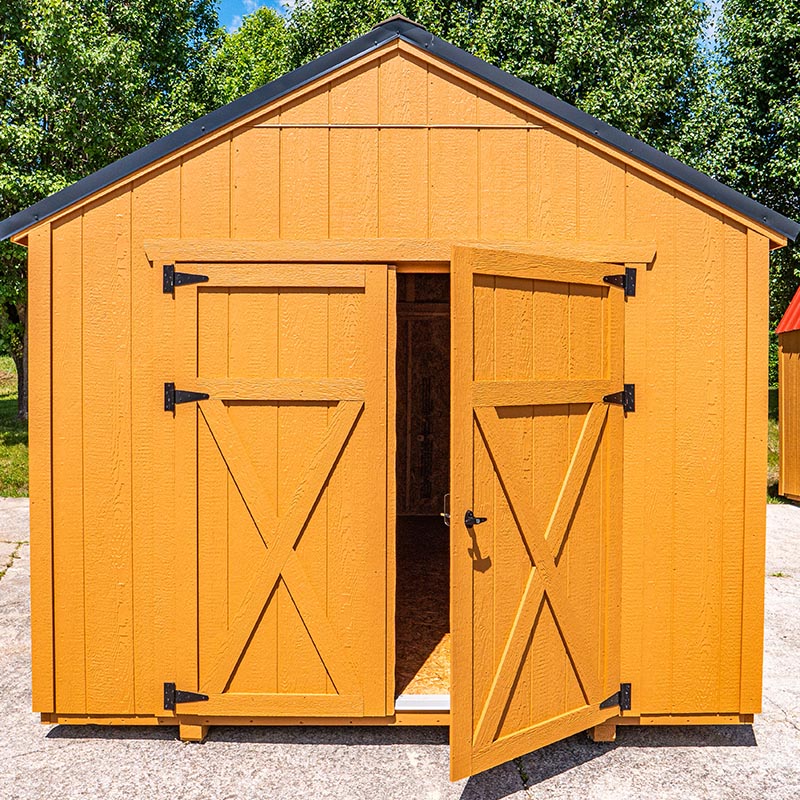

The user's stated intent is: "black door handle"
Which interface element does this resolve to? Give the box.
[464,510,488,528]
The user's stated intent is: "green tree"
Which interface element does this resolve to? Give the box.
[285,0,709,154]
[0,0,223,417]
[212,6,289,103]
[704,0,800,384]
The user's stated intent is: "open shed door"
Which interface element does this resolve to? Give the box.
[450,246,626,779]
[169,262,391,719]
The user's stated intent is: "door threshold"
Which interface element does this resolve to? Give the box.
[395,693,450,712]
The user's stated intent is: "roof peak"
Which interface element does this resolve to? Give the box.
[373,15,427,31]
[0,20,797,243]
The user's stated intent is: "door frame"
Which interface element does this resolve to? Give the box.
[147,239,650,726]
[145,237,655,271]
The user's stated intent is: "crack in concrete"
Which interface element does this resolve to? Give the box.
[513,756,534,796]
[0,541,24,581]
[764,697,800,734]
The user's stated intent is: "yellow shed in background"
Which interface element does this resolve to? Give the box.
[778,286,800,501]
[2,16,798,781]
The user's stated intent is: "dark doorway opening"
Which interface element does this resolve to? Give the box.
[394,273,451,698]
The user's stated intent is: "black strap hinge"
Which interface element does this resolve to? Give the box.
[603,383,635,412]
[163,682,209,711]
[600,682,632,711]
[603,267,637,297]
[163,263,208,294]
[164,382,209,412]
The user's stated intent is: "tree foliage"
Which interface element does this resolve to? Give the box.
[705,0,800,382]
[0,0,223,414]
[212,7,288,103]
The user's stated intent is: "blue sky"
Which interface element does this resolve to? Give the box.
[219,0,291,32]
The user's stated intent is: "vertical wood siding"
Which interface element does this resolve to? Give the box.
[28,223,53,713]
[38,44,769,717]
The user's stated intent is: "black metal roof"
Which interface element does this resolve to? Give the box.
[2,16,798,242]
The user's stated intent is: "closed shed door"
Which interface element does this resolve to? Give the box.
[171,263,390,717]
[450,246,625,779]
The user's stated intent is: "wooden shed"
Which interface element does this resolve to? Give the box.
[2,17,799,781]
[778,287,800,501]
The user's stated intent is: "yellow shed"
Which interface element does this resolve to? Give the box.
[778,287,800,501]
[3,17,798,781]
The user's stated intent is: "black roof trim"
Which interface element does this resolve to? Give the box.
[2,17,798,242]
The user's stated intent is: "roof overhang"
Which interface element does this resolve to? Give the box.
[2,16,798,244]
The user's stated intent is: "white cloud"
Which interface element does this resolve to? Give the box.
[228,14,243,32]
[243,0,262,12]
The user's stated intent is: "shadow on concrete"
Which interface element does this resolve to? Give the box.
[47,724,452,745]
[46,722,758,797]
[520,725,757,788]
[46,725,522,798]
[46,725,177,742]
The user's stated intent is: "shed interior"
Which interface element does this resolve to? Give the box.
[395,273,451,702]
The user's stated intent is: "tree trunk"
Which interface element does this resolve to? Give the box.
[14,302,27,420]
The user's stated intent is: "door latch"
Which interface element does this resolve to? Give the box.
[464,510,488,528]
[441,493,450,526]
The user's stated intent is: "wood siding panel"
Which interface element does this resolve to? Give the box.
[428,68,478,238]
[81,189,134,713]
[577,145,626,241]
[28,223,54,712]
[51,213,86,713]
[477,94,527,240]
[181,139,231,238]
[379,51,428,238]
[329,66,379,238]
[528,129,578,241]
[232,121,280,239]
[720,221,748,709]
[621,172,676,713]
[131,165,182,713]
[280,89,329,238]
[740,230,769,712]
[672,201,725,712]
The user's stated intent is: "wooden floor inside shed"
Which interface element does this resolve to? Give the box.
[395,516,450,695]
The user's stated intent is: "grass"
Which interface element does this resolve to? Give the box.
[767,414,784,503]
[0,356,28,497]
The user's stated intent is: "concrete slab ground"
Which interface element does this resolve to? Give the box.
[0,499,798,799]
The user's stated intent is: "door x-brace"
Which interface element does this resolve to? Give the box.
[198,398,365,698]
[470,402,609,748]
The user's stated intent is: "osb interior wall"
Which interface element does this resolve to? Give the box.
[396,274,450,515]
[30,40,769,718]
